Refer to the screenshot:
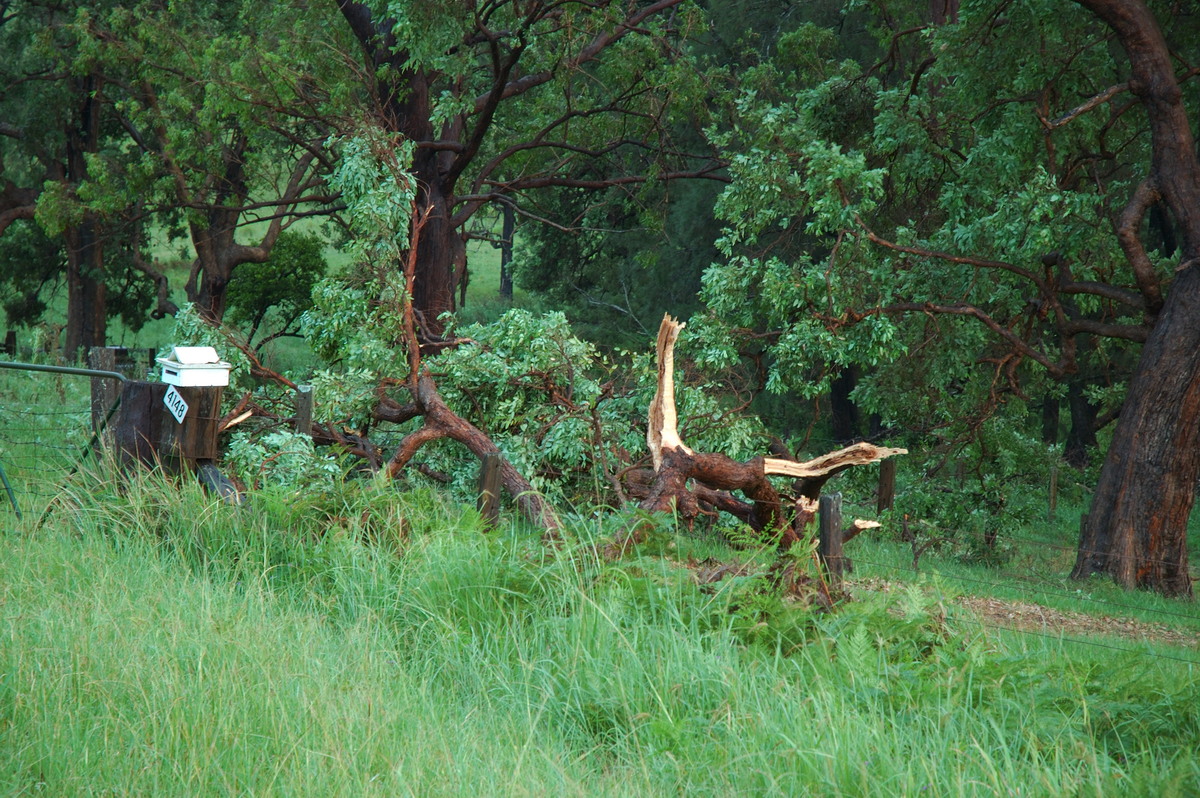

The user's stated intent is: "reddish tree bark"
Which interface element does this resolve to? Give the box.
[631,315,904,550]
[385,373,562,537]
[1070,0,1200,597]
[63,76,107,357]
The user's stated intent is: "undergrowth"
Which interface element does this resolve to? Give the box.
[1,467,1198,796]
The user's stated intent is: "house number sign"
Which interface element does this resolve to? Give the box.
[163,385,189,424]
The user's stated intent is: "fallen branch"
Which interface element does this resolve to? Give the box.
[634,313,905,547]
[383,375,563,538]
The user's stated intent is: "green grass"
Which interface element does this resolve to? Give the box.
[2,467,1198,797]
[3,230,1200,796]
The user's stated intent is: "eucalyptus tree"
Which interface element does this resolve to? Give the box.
[1,0,349,347]
[335,0,721,336]
[0,0,130,353]
[77,1,349,324]
[694,0,1199,595]
[1067,0,1200,597]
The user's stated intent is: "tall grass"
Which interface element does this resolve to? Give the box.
[2,467,1198,796]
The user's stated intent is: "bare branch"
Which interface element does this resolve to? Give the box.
[875,302,1067,377]
[1043,82,1129,129]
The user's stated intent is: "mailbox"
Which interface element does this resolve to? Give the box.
[156,346,231,387]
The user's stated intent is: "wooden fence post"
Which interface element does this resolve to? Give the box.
[88,347,120,438]
[157,385,224,473]
[476,453,501,529]
[818,492,845,587]
[89,347,159,439]
[3,330,15,356]
[877,458,896,514]
[295,384,314,436]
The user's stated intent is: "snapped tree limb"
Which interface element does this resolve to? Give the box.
[635,313,905,545]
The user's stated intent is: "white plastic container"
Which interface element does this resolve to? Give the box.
[156,346,231,387]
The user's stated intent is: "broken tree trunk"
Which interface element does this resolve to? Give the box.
[637,314,905,546]
[385,373,563,537]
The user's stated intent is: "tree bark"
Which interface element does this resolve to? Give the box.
[63,76,107,357]
[338,2,464,336]
[829,366,862,444]
[182,139,310,324]
[385,374,562,536]
[1063,380,1098,469]
[499,202,515,300]
[63,218,107,357]
[1071,0,1200,597]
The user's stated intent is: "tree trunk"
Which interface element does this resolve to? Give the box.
[63,76,106,358]
[1072,267,1200,596]
[188,219,238,324]
[183,141,282,325]
[63,218,107,357]
[1040,394,1060,445]
[637,314,905,542]
[339,2,473,337]
[409,176,462,335]
[1063,381,1098,469]
[829,366,862,443]
[1071,0,1200,598]
[499,202,515,300]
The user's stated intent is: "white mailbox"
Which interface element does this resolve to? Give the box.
[156,346,231,387]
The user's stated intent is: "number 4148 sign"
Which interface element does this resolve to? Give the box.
[163,385,190,424]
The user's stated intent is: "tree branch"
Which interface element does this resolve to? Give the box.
[1115,177,1165,314]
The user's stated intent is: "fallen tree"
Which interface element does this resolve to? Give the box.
[613,314,906,555]
[210,286,900,549]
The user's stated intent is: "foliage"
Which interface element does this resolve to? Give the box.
[0,220,63,327]
[677,0,1200,551]
[513,180,725,347]
[225,428,340,492]
[225,231,329,345]
[305,300,771,509]
[166,303,255,388]
[298,128,767,513]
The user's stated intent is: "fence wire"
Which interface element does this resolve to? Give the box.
[0,368,98,519]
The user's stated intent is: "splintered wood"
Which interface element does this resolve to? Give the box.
[640,313,905,545]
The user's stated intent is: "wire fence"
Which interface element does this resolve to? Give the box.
[0,368,98,519]
[0,346,157,520]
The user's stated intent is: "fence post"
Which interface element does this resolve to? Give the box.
[476,453,502,529]
[295,384,314,436]
[818,492,845,588]
[2,330,15,356]
[877,458,896,514]
[156,385,223,473]
[88,347,120,438]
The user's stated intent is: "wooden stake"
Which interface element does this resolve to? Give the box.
[295,384,314,436]
[818,493,845,587]
[477,452,502,529]
[88,347,119,439]
[1048,465,1059,521]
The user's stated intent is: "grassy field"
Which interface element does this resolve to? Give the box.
[1,459,1198,796]
[2,231,1199,796]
